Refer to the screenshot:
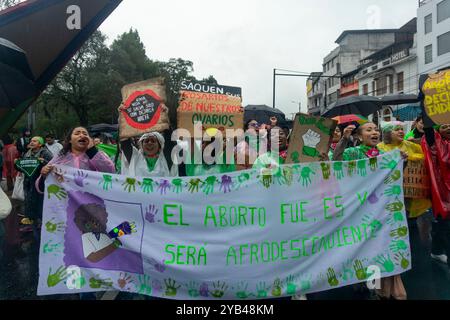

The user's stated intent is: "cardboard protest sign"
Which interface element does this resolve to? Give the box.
[177,81,243,135]
[16,158,41,177]
[119,77,170,139]
[403,160,430,199]
[422,69,450,125]
[286,113,337,164]
[38,151,411,299]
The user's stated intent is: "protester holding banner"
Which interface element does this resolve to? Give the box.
[185,128,236,176]
[120,131,175,177]
[39,127,115,183]
[332,122,382,161]
[14,136,53,237]
[253,126,288,174]
[378,122,431,219]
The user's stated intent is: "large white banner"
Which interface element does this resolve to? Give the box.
[38,150,411,299]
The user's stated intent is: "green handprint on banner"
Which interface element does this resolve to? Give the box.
[300,275,312,291]
[47,185,67,200]
[141,178,155,194]
[387,212,405,225]
[271,278,283,297]
[282,167,294,186]
[333,162,344,180]
[171,178,183,194]
[386,200,404,212]
[236,173,250,189]
[384,185,402,196]
[394,252,410,269]
[43,240,63,254]
[320,163,331,180]
[45,218,65,233]
[256,282,270,298]
[369,157,378,171]
[99,174,113,191]
[362,214,382,237]
[286,275,298,295]
[236,282,253,299]
[341,259,354,281]
[374,254,395,273]
[138,275,152,295]
[353,259,368,280]
[381,155,399,170]
[390,240,408,253]
[347,161,357,176]
[210,281,228,298]
[327,268,339,287]
[188,179,203,193]
[89,276,113,289]
[291,151,300,164]
[185,281,200,298]
[122,178,137,193]
[384,170,401,184]
[164,278,181,297]
[260,171,273,189]
[300,166,315,187]
[202,176,218,195]
[47,266,68,287]
[390,226,408,238]
[357,159,367,177]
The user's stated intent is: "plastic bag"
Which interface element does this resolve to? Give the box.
[0,188,12,219]
[11,173,24,201]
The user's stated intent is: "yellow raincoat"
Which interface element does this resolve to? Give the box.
[378,141,432,218]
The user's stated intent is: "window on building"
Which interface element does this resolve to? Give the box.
[376,76,387,96]
[425,14,433,34]
[388,75,394,93]
[372,81,376,96]
[437,0,450,23]
[363,84,369,95]
[438,31,450,56]
[425,44,433,64]
[397,72,404,92]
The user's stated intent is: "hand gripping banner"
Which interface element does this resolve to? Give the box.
[38,150,411,299]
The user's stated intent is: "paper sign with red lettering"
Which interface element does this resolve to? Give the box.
[177,81,244,134]
[119,78,170,139]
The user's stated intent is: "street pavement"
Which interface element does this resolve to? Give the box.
[1,195,450,300]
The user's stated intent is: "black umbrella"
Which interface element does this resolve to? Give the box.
[322,95,382,118]
[244,104,286,126]
[0,37,34,81]
[87,123,119,134]
[0,62,37,109]
[381,94,420,106]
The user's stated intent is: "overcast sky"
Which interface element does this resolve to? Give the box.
[100,0,418,117]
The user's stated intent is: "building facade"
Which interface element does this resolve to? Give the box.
[306,72,323,116]
[356,19,419,121]
[308,29,399,115]
[417,0,450,74]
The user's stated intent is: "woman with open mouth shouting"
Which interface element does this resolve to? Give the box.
[38,127,115,186]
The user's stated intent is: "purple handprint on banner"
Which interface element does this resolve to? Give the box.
[158,179,171,195]
[199,282,209,297]
[145,205,159,223]
[148,258,166,273]
[73,170,88,187]
[219,175,233,194]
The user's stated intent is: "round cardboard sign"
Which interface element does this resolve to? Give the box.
[122,89,163,130]
[422,69,450,125]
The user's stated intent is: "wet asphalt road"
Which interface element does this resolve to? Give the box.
[1,194,450,300]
